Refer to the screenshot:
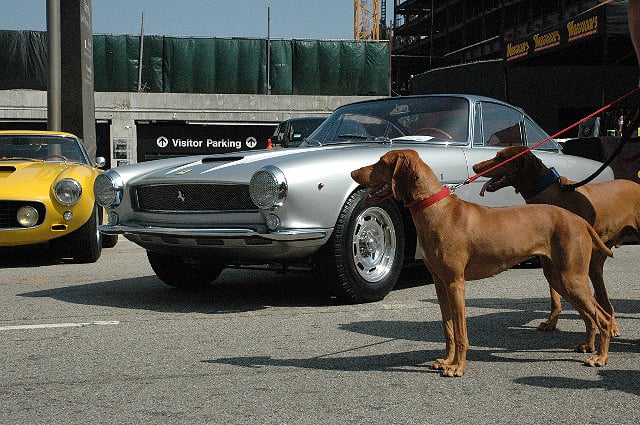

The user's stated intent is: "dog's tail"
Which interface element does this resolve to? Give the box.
[587,224,613,257]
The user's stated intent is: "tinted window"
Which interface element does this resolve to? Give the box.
[481,102,524,147]
[524,116,557,150]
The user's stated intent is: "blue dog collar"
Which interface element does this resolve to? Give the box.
[520,167,560,200]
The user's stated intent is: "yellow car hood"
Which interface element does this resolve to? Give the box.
[0,161,74,198]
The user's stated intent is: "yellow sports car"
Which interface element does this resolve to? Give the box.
[0,130,117,263]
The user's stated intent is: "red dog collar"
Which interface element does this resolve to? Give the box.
[408,186,451,213]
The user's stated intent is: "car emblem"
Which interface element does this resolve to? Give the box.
[176,169,192,175]
[177,190,186,203]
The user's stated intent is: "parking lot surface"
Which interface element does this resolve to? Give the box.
[0,240,638,424]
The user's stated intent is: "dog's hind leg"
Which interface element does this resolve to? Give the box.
[589,250,619,337]
[541,257,596,351]
[554,273,611,366]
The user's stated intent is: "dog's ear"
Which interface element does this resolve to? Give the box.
[389,151,419,203]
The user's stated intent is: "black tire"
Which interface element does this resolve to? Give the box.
[320,189,405,303]
[101,233,119,248]
[146,250,225,289]
[51,205,102,263]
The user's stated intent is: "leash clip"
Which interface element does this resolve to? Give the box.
[446,183,465,192]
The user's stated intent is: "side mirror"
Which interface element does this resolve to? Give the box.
[95,156,106,168]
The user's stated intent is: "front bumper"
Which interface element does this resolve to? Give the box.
[99,223,331,261]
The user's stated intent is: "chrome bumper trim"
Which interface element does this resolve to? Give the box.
[99,224,328,241]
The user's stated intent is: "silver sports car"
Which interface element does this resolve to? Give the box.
[94,94,612,302]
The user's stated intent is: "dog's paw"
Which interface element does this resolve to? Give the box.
[574,341,595,353]
[611,318,621,337]
[431,358,449,370]
[537,319,557,331]
[441,363,466,377]
[584,353,608,367]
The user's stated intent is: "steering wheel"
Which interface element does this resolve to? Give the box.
[43,154,68,161]
[416,127,453,140]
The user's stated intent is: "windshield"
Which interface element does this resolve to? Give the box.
[305,96,470,146]
[0,135,88,163]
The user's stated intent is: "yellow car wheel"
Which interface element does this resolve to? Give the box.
[50,205,102,263]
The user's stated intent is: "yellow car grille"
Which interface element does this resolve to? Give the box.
[0,201,46,229]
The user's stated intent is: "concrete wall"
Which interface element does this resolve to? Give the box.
[0,89,381,164]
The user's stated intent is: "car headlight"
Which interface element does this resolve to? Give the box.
[17,206,39,227]
[249,166,287,209]
[94,171,124,207]
[54,178,82,206]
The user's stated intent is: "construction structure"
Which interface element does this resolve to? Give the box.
[391,0,638,137]
[354,0,381,40]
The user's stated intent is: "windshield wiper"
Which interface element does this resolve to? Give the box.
[337,133,370,139]
[0,157,39,161]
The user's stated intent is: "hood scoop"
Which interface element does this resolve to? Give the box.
[0,166,16,172]
[202,156,245,163]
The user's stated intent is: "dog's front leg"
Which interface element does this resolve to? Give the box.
[431,275,456,371]
[441,277,468,377]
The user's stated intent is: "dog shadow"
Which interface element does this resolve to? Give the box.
[203,349,440,374]
[205,300,639,395]
[514,369,640,396]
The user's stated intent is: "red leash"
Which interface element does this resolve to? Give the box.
[460,86,640,187]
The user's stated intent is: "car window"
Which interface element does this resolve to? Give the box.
[524,116,558,150]
[290,119,323,142]
[332,114,404,142]
[304,96,470,145]
[0,135,87,163]
[273,122,286,137]
[481,102,524,147]
[400,103,469,142]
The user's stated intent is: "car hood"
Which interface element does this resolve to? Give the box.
[0,161,75,196]
[122,145,403,185]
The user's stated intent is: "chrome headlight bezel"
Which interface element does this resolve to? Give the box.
[94,171,124,208]
[54,178,82,206]
[249,166,288,210]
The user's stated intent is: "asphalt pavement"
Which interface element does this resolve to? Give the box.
[0,239,638,424]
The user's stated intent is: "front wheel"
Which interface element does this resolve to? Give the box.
[147,251,225,289]
[319,189,405,303]
[50,204,102,263]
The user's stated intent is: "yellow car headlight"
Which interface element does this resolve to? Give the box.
[17,206,39,227]
[54,178,82,206]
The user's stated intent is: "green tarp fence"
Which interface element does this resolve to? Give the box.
[0,30,390,96]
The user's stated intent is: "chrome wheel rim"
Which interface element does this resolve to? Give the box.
[351,206,397,283]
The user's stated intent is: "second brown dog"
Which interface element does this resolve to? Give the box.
[351,149,613,377]
[473,145,640,344]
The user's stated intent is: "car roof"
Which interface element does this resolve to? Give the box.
[286,117,326,122]
[339,94,522,111]
[0,130,79,138]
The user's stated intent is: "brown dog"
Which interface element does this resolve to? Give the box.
[351,149,613,377]
[473,145,640,341]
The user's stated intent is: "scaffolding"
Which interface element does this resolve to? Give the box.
[354,0,380,40]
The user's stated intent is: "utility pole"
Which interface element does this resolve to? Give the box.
[46,0,61,130]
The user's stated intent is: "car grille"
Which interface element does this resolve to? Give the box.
[0,201,46,228]
[134,184,257,212]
